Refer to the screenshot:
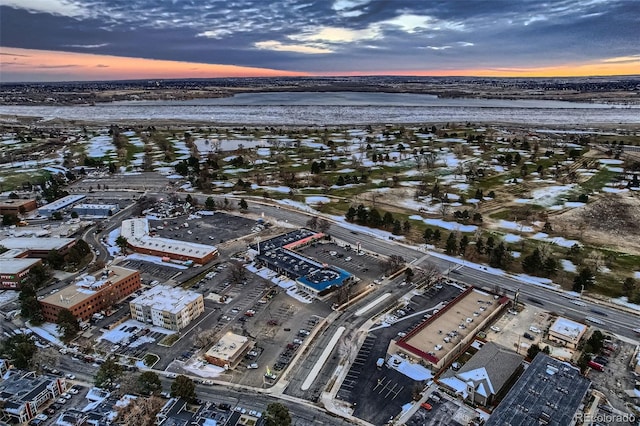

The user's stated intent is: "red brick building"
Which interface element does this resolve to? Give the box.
[39,266,141,322]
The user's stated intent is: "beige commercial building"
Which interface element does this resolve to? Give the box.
[204,332,254,369]
[389,287,509,372]
[40,266,140,322]
[548,317,587,349]
[129,285,204,331]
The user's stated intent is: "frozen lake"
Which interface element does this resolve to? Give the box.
[1,92,638,125]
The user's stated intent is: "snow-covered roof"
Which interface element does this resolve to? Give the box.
[38,194,86,213]
[439,376,469,399]
[205,332,248,362]
[121,218,217,259]
[549,317,587,341]
[130,285,202,314]
[0,237,75,252]
[0,257,41,274]
[458,367,495,395]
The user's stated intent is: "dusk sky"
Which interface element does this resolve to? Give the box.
[1,0,639,82]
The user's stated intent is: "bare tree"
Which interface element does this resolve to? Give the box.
[116,395,166,426]
[229,260,247,284]
[380,255,406,275]
[30,347,60,372]
[317,218,331,233]
[194,329,217,348]
[306,216,318,230]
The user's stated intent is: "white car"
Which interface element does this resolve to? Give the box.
[62,393,72,400]
[68,388,78,395]
[529,326,542,334]
[65,373,75,380]
[57,398,67,404]
[490,326,501,332]
[35,414,48,421]
[247,363,259,369]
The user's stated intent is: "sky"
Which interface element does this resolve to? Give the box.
[1,0,639,82]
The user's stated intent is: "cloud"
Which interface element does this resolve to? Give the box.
[36,64,79,68]
[0,52,31,57]
[0,0,638,78]
[381,13,466,33]
[3,0,89,18]
[95,64,109,67]
[196,29,234,39]
[65,43,110,49]
[289,25,382,44]
[254,40,333,54]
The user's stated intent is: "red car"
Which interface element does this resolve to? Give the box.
[421,403,433,411]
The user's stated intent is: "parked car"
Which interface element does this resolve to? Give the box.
[247,363,259,369]
[523,332,535,340]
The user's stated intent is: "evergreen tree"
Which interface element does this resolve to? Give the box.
[56,308,80,343]
[459,235,470,255]
[392,219,402,235]
[522,248,543,274]
[445,233,457,254]
[170,375,197,403]
[423,228,433,243]
[433,229,442,242]
[573,267,595,292]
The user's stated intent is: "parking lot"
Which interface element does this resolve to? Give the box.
[335,282,462,425]
[405,394,478,426]
[150,211,258,246]
[35,383,88,426]
[585,336,637,413]
[118,258,185,283]
[298,241,383,283]
[485,306,552,357]
[218,288,331,388]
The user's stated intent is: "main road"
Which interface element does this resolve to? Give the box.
[219,196,639,339]
[56,357,355,425]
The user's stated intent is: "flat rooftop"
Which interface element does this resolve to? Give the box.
[130,284,202,314]
[121,218,217,258]
[0,237,75,252]
[205,332,248,362]
[398,288,501,365]
[0,257,41,274]
[0,199,36,208]
[38,194,86,211]
[40,265,138,308]
[549,317,587,341]
[250,228,318,253]
[73,203,119,209]
[486,354,591,426]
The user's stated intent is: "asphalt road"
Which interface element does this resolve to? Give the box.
[56,357,355,425]
[234,199,639,340]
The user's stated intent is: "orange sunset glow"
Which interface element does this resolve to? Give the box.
[2,47,638,82]
[0,47,309,81]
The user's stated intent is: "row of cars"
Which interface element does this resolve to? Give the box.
[271,329,313,373]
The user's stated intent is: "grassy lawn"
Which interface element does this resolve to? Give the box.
[580,169,617,193]
[159,333,179,347]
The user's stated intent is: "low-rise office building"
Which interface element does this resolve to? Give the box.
[548,317,587,349]
[389,287,509,371]
[0,237,76,258]
[129,285,204,331]
[39,266,141,322]
[72,203,120,218]
[121,218,218,264]
[0,198,37,216]
[37,194,86,217]
[486,353,591,426]
[0,256,42,289]
[204,332,254,369]
[439,341,523,406]
[0,370,66,424]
